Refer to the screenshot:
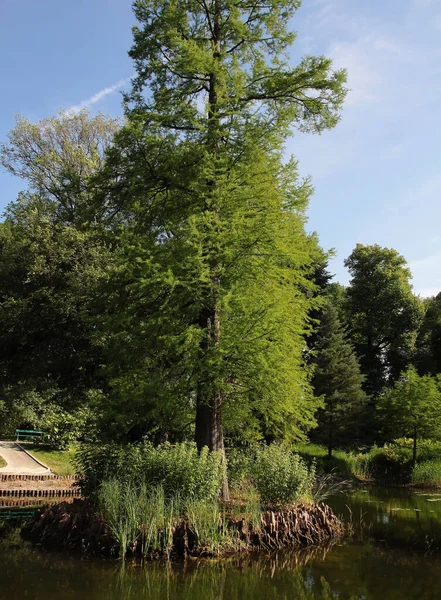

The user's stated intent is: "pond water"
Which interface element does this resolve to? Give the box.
[328,485,441,553]
[2,487,441,600]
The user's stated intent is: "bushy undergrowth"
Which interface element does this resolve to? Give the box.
[359,440,441,484]
[394,438,441,461]
[253,445,315,505]
[295,440,441,486]
[76,441,224,500]
[412,460,441,486]
[227,444,315,506]
[76,441,334,557]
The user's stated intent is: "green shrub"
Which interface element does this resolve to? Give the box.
[363,445,412,484]
[412,460,441,486]
[76,441,224,501]
[42,405,92,450]
[251,444,315,506]
[226,448,254,488]
[393,438,441,462]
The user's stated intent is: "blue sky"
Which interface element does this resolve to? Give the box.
[1,0,441,296]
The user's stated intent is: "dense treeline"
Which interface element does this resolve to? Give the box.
[1,0,440,485]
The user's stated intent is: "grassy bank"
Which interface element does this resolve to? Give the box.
[294,440,441,487]
[26,445,75,475]
[293,443,364,479]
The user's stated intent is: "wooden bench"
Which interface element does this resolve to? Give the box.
[15,429,44,442]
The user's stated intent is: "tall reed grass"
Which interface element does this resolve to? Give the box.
[412,460,441,486]
[98,479,235,558]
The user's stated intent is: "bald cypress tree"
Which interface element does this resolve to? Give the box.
[100,0,347,495]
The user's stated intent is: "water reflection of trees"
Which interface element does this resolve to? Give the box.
[114,546,347,600]
[3,529,441,600]
[329,487,441,553]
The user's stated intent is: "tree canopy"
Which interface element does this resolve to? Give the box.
[93,0,347,479]
[0,111,120,225]
[344,244,422,397]
[377,367,441,463]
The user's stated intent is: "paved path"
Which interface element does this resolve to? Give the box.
[0,442,49,474]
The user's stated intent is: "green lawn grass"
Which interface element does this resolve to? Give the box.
[26,445,76,476]
[292,442,363,479]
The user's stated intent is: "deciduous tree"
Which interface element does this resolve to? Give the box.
[415,293,441,376]
[99,0,347,483]
[0,111,120,225]
[344,244,422,397]
[377,367,441,464]
[0,194,109,437]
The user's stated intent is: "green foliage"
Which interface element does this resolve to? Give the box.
[76,442,224,501]
[294,440,441,486]
[377,367,441,462]
[0,195,110,441]
[393,437,441,461]
[0,0,348,468]
[344,244,423,398]
[293,442,361,479]
[311,301,366,455]
[41,405,93,450]
[99,481,178,557]
[128,0,347,136]
[363,445,413,484]
[99,128,324,446]
[184,497,232,554]
[0,110,120,224]
[251,444,315,506]
[226,447,255,488]
[415,293,441,376]
[98,479,233,558]
[412,461,441,486]
[95,0,346,455]
[226,445,316,505]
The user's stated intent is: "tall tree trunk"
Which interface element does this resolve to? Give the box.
[194,2,229,501]
[328,415,333,458]
[194,306,230,501]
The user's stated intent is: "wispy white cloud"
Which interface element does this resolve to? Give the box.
[65,76,132,116]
